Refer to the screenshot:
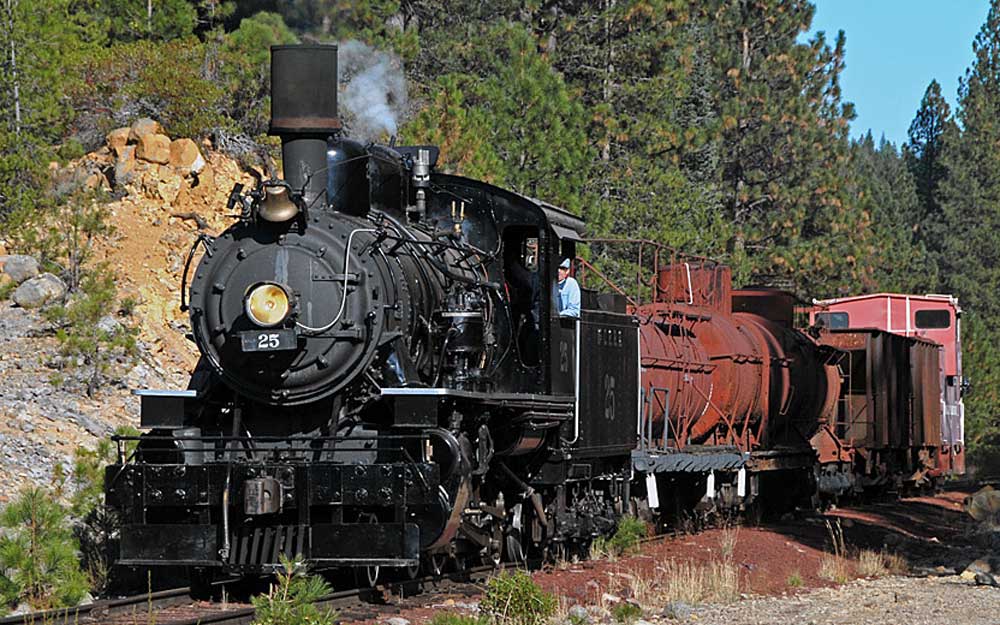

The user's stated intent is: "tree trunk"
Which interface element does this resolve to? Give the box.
[4,0,21,136]
[600,0,615,201]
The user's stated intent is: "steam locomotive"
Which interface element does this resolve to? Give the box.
[104,44,965,587]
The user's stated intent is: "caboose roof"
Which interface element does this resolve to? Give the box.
[812,292,960,311]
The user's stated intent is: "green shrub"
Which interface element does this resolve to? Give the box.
[786,571,803,587]
[0,488,89,613]
[45,268,138,397]
[480,569,556,625]
[71,39,225,139]
[610,601,643,625]
[606,516,648,557]
[251,555,336,625]
[57,138,86,163]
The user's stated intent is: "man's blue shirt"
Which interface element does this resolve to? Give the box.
[558,276,581,318]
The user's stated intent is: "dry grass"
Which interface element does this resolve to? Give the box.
[612,555,741,608]
[818,553,852,583]
[855,548,909,577]
[719,525,740,560]
[855,549,888,577]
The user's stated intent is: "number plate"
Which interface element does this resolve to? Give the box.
[240,329,297,352]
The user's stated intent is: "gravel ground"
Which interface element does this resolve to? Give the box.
[692,575,1000,625]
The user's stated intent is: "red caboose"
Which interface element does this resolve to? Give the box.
[809,294,965,477]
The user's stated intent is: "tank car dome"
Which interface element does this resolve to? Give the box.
[188,212,388,406]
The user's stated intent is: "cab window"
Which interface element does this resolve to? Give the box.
[815,311,849,329]
[915,309,950,329]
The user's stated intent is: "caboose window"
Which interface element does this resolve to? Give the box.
[915,309,950,329]
[815,312,849,329]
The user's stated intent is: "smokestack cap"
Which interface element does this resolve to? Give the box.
[269,44,341,135]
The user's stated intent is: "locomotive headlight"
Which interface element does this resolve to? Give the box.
[245,283,290,327]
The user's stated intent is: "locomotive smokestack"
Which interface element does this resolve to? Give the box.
[269,44,341,208]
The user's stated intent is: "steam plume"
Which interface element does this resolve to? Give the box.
[338,40,408,141]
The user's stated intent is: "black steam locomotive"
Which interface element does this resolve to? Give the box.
[106,45,639,584]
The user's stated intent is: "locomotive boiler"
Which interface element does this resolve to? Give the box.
[104,44,964,590]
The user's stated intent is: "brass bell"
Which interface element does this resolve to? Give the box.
[258,184,300,222]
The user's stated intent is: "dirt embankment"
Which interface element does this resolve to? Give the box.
[0,119,256,496]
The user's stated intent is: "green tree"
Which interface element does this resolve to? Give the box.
[403,22,592,213]
[0,0,102,224]
[705,0,863,294]
[850,133,935,293]
[903,79,954,257]
[0,488,89,613]
[938,0,1000,318]
[45,269,138,397]
[936,0,1000,462]
[251,555,336,625]
[85,0,198,42]
[219,11,298,137]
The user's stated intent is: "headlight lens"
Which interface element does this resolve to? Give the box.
[245,283,290,327]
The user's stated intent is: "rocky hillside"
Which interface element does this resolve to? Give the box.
[0,119,257,498]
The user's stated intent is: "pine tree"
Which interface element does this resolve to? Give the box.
[903,80,953,255]
[936,0,1000,462]
[706,0,864,295]
[938,0,1000,317]
[850,133,934,293]
[402,22,592,213]
[0,488,89,612]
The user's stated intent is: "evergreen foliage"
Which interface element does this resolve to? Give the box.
[0,488,89,613]
[250,555,336,625]
[904,79,953,256]
[45,269,138,397]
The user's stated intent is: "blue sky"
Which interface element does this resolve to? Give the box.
[808,0,988,146]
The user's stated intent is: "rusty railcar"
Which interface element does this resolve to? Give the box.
[811,329,946,495]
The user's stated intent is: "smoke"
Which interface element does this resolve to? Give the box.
[338,40,408,141]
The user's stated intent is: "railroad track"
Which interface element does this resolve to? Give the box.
[0,564,497,625]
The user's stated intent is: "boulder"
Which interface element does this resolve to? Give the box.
[567,605,591,624]
[385,618,410,625]
[661,602,693,621]
[115,146,137,186]
[169,138,206,174]
[136,133,171,165]
[106,126,130,153]
[128,118,163,143]
[12,273,66,308]
[96,315,120,334]
[156,168,186,204]
[190,164,215,202]
[85,171,110,191]
[961,558,993,580]
[3,255,39,284]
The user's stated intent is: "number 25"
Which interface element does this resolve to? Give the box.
[258,333,279,349]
